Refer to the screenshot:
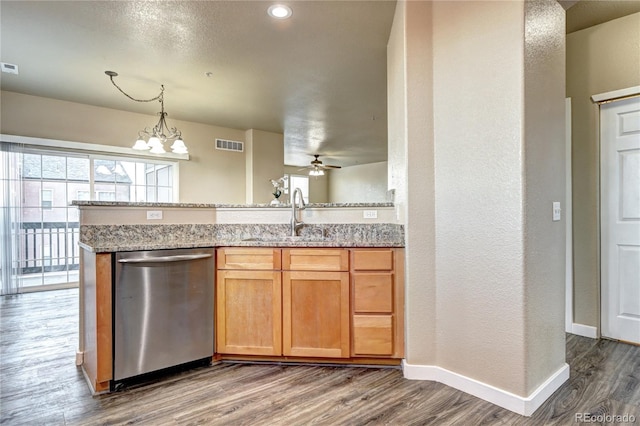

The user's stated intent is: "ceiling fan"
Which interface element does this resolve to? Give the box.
[304,155,342,176]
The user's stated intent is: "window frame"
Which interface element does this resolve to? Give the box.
[284,173,310,204]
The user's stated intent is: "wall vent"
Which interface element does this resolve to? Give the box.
[215,138,244,152]
[1,62,19,75]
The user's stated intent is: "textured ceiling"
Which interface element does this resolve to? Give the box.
[566,0,640,33]
[0,1,396,167]
[1,1,638,167]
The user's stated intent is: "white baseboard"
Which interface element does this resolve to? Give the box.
[570,323,598,339]
[75,350,84,366]
[402,361,570,416]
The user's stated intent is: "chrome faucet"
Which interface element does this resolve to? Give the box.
[290,187,306,237]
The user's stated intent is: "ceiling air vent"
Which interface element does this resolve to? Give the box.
[215,138,244,152]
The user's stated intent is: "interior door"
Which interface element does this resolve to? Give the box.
[601,96,640,344]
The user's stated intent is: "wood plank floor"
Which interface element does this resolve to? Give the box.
[1,289,639,425]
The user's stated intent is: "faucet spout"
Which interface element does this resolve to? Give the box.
[290,187,306,237]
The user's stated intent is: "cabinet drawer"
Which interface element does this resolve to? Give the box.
[352,249,393,271]
[217,248,281,270]
[353,273,393,313]
[353,315,393,356]
[282,248,349,271]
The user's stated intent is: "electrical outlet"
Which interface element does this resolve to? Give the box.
[147,210,163,220]
[552,202,561,222]
[363,210,378,219]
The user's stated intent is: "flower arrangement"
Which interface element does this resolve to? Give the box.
[269,176,287,204]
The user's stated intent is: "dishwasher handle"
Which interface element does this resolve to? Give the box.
[117,253,213,264]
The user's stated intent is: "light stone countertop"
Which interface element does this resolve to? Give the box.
[79,223,404,252]
[71,201,394,209]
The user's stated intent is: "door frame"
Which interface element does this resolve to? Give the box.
[565,98,574,334]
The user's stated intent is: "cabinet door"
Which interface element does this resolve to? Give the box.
[216,270,282,355]
[282,271,350,358]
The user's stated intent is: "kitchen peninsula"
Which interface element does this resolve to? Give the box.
[74,201,405,394]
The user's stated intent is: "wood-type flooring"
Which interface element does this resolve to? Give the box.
[1,288,639,425]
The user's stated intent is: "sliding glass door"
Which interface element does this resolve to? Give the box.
[0,142,177,294]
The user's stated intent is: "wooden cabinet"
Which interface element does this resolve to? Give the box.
[283,270,350,358]
[79,248,112,393]
[216,247,351,359]
[282,248,350,358]
[351,248,404,358]
[216,248,282,355]
[216,270,282,355]
[216,246,403,362]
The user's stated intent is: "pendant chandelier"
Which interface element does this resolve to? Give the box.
[105,71,188,155]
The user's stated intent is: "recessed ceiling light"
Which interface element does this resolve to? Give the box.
[268,4,292,19]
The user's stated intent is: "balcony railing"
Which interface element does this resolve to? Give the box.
[19,222,80,274]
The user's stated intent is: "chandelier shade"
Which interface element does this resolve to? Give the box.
[105,71,188,155]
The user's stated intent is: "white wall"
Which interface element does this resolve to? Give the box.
[390,0,567,412]
[0,91,248,204]
[388,0,437,366]
[433,0,527,395]
[329,161,388,203]
[245,129,284,204]
[522,0,567,393]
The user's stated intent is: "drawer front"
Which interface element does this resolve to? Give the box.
[353,315,393,356]
[217,248,281,270]
[282,248,349,271]
[353,273,393,313]
[352,249,394,271]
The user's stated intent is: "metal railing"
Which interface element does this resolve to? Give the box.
[19,222,80,274]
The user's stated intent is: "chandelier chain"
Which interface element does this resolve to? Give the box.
[105,70,187,155]
[108,74,163,104]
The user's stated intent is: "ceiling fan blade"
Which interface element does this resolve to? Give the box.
[324,165,341,169]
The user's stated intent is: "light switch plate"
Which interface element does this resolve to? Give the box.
[147,210,163,220]
[363,210,378,219]
[552,202,561,221]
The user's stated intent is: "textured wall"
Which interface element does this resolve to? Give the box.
[432,0,527,395]
[391,0,566,399]
[567,13,640,328]
[329,161,388,203]
[523,0,567,395]
[0,91,247,204]
[388,0,438,365]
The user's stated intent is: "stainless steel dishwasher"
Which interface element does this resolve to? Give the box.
[114,247,214,381]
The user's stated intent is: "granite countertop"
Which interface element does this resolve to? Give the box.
[79,223,404,252]
[71,201,394,209]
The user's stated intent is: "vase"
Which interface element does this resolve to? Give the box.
[270,198,281,205]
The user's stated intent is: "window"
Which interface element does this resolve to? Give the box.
[41,189,53,210]
[76,190,90,201]
[1,142,179,294]
[285,174,309,203]
[96,191,116,201]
